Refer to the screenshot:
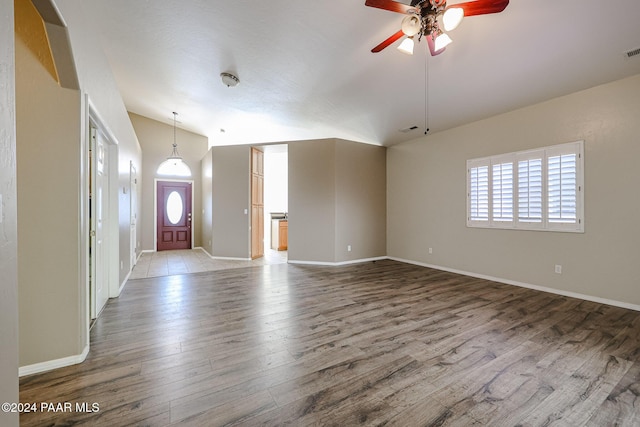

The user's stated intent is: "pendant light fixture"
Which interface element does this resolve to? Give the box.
[156,112,191,177]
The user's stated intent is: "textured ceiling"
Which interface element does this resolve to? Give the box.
[83,0,640,147]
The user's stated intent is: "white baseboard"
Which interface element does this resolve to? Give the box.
[119,270,130,295]
[196,246,213,258]
[19,344,90,377]
[199,248,251,261]
[288,256,388,266]
[389,257,640,312]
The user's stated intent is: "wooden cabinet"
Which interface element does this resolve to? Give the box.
[271,219,288,251]
[278,220,288,251]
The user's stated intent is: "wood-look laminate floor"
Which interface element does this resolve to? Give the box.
[19,260,640,426]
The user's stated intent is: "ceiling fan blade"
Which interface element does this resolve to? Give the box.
[448,0,509,17]
[371,29,405,53]
[365,0,413,14]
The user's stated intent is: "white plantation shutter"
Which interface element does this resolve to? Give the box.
[466,141,583,232]
[517,153,543,225]
[492,161,513,223]
[547,142,582,230]
[467,159,489,225]
[548,154,576,223]
[470,166,489,221]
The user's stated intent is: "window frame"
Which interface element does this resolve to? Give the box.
[467,141,584,233]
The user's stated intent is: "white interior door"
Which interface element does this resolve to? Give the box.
[91,126,109,318]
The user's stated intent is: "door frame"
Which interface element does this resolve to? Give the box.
[154,178,195,251]
[251,147,264,259]
[85,101,120,322]
[130,161,138,267]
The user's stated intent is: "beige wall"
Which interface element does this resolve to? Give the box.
[0,0,19,424]
[210,146,251,258]
[16,1,83,367]
[335,140,387,261]
[55,0,142,286]
[130,113,208,251]
[388,73,640,307]
[288,140,336,262]
[201,148,213,255]
[206,140,386,262]
[289,139,387,263]
[15,0,142,370]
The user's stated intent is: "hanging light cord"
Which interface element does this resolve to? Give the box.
[424,50,430,135]
[173,112,178,149]
[170,112,181,157]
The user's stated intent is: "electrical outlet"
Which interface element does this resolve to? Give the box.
[555,264,562,274]
[347,245,352,252]
[120,260,124,270]
[428,247,433,254]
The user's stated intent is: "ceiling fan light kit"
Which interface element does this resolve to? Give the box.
[434,31,452,51]
[397,36,415,54]
[442,7,463,31]
[366,0,509,56]
[401,14,421,36]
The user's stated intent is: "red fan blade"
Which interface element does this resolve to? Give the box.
[371,29,405,53]
[448,0,508,17]
[365,0,413,14]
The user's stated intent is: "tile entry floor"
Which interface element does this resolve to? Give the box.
[129,247,287,279]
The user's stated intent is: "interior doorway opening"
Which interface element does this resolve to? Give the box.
[263,144,288,261]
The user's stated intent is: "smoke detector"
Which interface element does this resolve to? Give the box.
[220,72,240,87]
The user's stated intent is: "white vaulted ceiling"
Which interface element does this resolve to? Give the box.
[83,0,640,147]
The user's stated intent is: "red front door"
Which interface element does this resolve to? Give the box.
[157,181,192,251]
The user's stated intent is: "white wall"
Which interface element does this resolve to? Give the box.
[0,0,19,424]
[388,74,640,308]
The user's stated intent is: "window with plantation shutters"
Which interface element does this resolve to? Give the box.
[467,141,583,232]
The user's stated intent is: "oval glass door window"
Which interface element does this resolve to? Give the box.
[166,191,184,224]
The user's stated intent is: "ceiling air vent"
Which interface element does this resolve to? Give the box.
[399,125,419,133]
[624,47,640,59]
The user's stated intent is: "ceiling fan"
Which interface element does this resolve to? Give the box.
[365,0,509,56]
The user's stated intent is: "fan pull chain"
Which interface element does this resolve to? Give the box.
[424,48,430,135]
